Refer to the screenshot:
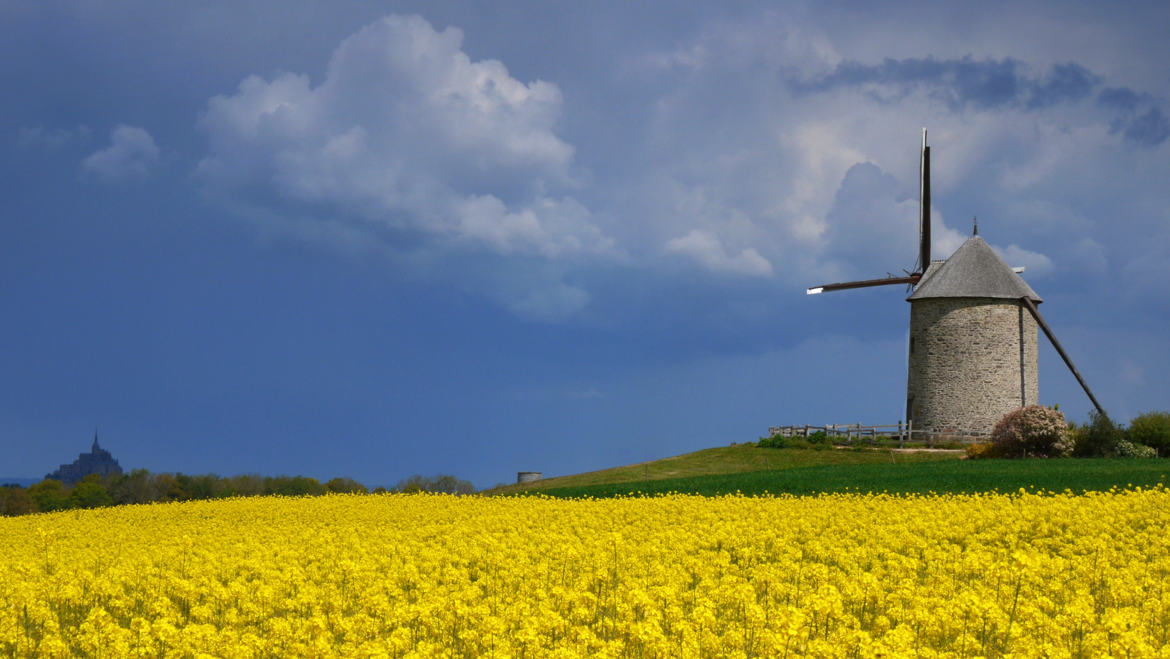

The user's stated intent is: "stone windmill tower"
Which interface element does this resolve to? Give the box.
[807,130,1105,437]
[904,233,1041,435]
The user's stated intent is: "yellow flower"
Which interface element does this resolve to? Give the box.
[2,489,1170,656]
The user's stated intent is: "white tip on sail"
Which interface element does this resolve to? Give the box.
[1012,266,1026,273]
[806,287,824,295]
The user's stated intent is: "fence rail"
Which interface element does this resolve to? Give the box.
[767,422,987,447]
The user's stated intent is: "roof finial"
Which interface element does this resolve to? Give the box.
[973,216,978,236]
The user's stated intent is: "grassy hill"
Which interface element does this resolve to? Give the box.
[488,443,961,494]
[488,443,1169,498]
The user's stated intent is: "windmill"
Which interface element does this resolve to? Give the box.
[807,129,1106,437]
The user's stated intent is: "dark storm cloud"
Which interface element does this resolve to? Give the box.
[794,56,1097,112]
[1098,87,1170,146]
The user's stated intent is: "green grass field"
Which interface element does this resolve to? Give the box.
[486,443,961,494]
[526,458,1170,498]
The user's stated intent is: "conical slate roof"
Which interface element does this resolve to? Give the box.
[907,235,1041,302]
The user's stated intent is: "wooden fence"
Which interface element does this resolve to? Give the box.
[767,422,987,447]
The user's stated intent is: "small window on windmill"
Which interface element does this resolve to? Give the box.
[909,336,915,354]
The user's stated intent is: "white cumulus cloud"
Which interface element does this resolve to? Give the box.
[196,14,610,260]
[997,243,1054,277]
[81,125,159,182]
[665,230,773,277]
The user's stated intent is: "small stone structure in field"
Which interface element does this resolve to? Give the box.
[516,471,542,484]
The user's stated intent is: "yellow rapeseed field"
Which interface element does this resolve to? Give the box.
[2,489,1169,657]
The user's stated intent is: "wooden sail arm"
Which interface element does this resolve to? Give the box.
[1020,297,1108,418]
[807,274,920,295]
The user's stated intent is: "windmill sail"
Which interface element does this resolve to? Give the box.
[806,274,920,296]
[917,128,930,275]
[807,129,930,295]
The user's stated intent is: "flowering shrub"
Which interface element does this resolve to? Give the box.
[990,405,1072,457]
[4,490,1170,656]
[1115,439,1157,458]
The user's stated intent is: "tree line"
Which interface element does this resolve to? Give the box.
[0,470,476,516]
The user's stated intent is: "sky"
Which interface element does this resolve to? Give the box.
[2,1,1168,488]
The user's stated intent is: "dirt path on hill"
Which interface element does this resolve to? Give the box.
[832,445,966,454]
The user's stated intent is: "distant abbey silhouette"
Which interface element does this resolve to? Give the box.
[46,431,123,484]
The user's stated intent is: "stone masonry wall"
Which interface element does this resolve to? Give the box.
[906,298,1039,436]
